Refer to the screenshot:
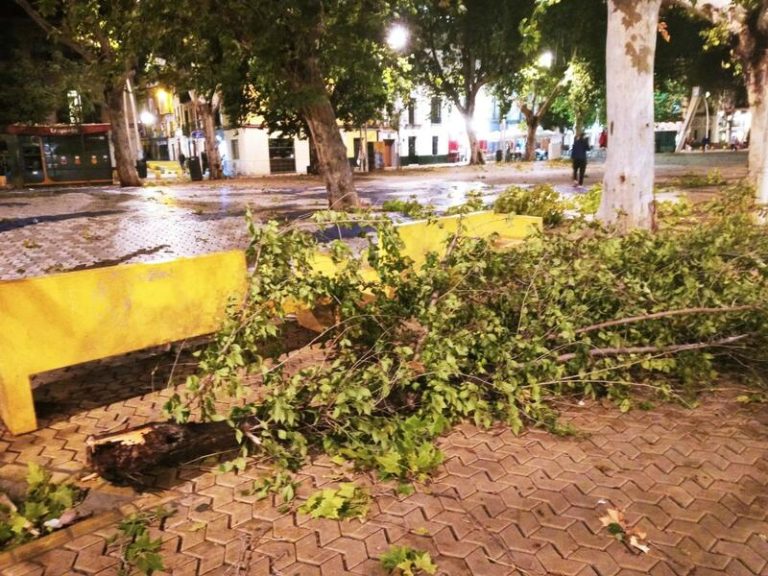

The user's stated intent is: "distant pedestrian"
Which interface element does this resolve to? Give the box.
[599,129,608,149]
[178,152,186,171]
[571,133,589,186]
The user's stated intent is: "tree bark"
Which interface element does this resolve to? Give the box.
[747,57,768,204]
[87,422,238,485]
[300,59,359,210]
[736,6,768,204]
[105,79,142,187]
[524,116,539,162]
[195,95,223,180]
[465,118,485,165]
[598,0,662,231]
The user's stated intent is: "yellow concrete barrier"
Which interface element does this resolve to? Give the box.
[147,160,184,179]
[0,251,247,434]
[395,211,541,267]
[0,212,540,434]
[307,211,543,277]
[295,211,542,328]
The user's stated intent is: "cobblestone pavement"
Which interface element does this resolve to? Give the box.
[0,346,766,576]
[0,153,748,280]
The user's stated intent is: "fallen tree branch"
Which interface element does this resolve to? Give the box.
[86,422,238,485]
[555,334,750,363]
[571,305,756,336]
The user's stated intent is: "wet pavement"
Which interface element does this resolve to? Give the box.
[0,152,749,280]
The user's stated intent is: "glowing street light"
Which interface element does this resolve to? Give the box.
[538,51,553,69]
[387,24,409,51]
[140,110,156,125]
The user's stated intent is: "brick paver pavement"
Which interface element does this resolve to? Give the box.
[1,347,766,576]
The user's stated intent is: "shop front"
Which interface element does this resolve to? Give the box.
[0,124,113,187]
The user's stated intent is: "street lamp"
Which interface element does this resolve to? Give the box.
[387,24,409,51]
[140,111,156,125]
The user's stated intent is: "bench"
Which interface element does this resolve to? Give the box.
[0,251,247,434]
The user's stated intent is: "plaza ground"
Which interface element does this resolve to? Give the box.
[1,151,766,576]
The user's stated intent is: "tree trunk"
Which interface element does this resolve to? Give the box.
[87,422,237,485]
[524,117,538,162]
[598,0,661,231]
[465,119,485,165]
[196,98,223,180]
[748,60,768,204]
[737,9,768,204]
[574,115,584,139]
[300,60,359,210]
[105,80,141,187]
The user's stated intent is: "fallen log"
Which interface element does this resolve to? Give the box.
[86,421,238,485]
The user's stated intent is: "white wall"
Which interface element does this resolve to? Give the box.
[224,128,311,176]
[294,137,310,174]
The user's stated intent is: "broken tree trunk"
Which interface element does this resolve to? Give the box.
[86,422,238,485]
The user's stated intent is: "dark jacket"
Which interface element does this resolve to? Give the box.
[571,137,589,161]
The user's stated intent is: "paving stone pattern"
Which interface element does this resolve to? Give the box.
[1,351,766,576]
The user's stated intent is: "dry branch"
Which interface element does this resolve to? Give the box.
[572,305,756,336]
[555,334,750,363]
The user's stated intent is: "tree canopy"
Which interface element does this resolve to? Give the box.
[398,0,535,163]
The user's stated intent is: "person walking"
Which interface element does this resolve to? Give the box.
[571,133,589,187]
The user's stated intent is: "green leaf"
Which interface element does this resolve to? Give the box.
[619,398,632,413]
[376,451,403,476]
[26,463,47,489]
[413,551,438,574]
[312,494,343,519]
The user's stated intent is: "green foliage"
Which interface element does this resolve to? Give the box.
[214,0,401,135]
[109,507,174,576]
[444,190,486,215]
[380,545,437,575]
[244,471,297,505]
[655,197,694,223]
[0,463,85,551]
[654,79,686,122]
[400,0,533,145]
[572,184,602,215]
[676,169,727,188]
[494,184,565,226]
[382,198,435,220]
[169,183,768,488]
[298,482,370,520]
[545,57,601,131]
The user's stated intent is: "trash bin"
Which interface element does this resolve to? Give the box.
[188,156,203,181]
[136,158,148,178]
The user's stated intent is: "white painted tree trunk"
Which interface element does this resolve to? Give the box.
[598,0,662,231]
[747,52,768,204]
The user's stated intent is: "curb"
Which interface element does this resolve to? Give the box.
[0,505,135,570]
